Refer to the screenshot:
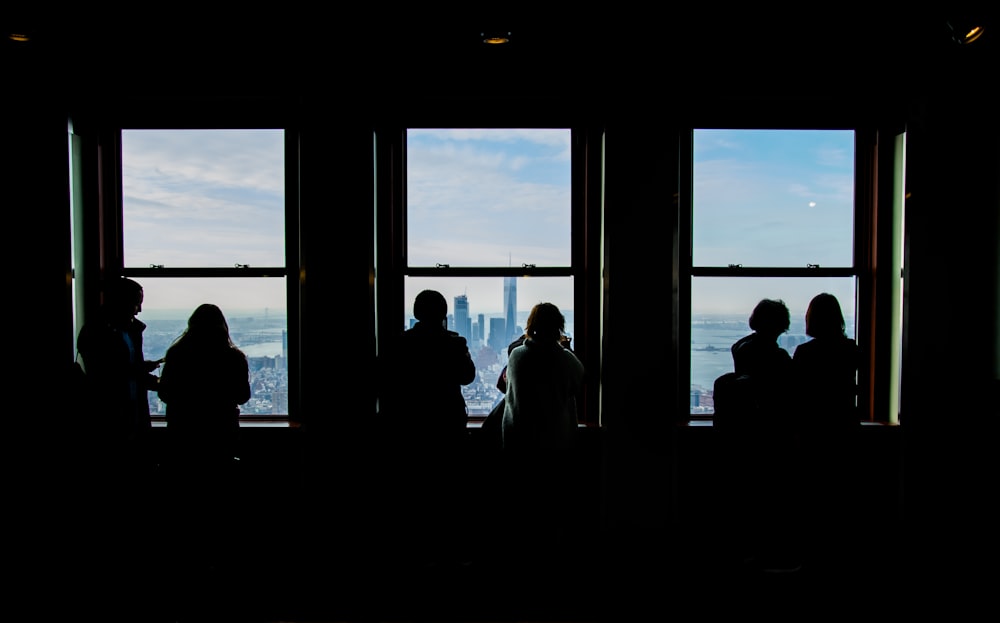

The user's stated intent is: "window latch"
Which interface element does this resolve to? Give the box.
[727,264,742,269]
[435,263,450,268]
[149,264,164,269]
[235,263,250,268]
[807,263,820,268]
[522,263,536,269]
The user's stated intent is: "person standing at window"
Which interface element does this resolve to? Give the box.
[500,302,584,566]
[793,292,860,429]
[714,298,800,573]
[157,303,251,473]
[729,298,794,417]
[156,303,251,571]
[77,277,161,470]
[792,292,861,572]
[501,304,582,454]
[376,289,477,567]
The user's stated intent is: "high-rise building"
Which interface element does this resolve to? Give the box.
[454,294,471,341]
[489,317,507,353]
[503,276,517,344]
[477,313,485,343]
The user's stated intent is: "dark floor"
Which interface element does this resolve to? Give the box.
[46,525,919,623]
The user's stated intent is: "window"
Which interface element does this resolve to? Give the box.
[76,126,297,419]
[683,128,902,423]
[376,127,603,424]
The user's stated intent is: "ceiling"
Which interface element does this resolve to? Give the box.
[4,9,995,109]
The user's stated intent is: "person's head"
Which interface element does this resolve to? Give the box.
[805,292,847,339]
[182,303,235,346]
[748,298,790,338]
[413,289,448,327]
[524,302,566,343]
[105,277,144,324]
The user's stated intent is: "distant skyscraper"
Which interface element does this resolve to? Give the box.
[477,313,485,343]
[503,276,517,344]
[489,317,507,353]
[454,294,471,341]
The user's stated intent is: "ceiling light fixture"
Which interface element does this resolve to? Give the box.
[482,31,511,45]
[947,19,986,45]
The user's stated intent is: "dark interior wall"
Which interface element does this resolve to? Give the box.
[901,83,1000,573]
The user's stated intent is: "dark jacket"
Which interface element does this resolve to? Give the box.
[158,340,251,467]
[793,335,860,429]
[77,311,158,445]
[718,333,793,427]
[378,320,476,445]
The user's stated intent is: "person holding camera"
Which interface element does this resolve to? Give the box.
[498,302,584,567]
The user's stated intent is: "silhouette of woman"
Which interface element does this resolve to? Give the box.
[500,302,585,565]
[793,292,860,429]
[792,292,861,569]
[156,303,251,570]
[158,303,251,473]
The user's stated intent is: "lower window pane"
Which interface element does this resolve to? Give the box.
[136,277,288,416]
[403,276,574,416]
[691,277,856,415]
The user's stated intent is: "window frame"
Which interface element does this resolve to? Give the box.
[679,125,903,425]
[71,105,301,422]
[374,124,604,427]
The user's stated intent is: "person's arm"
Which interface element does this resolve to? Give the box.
[453,336,477,385]
[233,352,252,405]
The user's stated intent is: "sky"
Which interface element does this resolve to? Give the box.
[112,127,860,331]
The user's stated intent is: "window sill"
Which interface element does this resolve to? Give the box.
[151,418,301,428]
[679,419,898,428]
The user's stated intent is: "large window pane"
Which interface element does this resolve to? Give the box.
[404,276,574,416]
[692,129,854,267]
[406,129,572,268]
[122,129,285,268]
[690,277,856,415]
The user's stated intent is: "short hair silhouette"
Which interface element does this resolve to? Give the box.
[805,292,847,339]
[524,302,565,342]
[748,298,790,336]
[106,277,143,307]
[413,289,448,322]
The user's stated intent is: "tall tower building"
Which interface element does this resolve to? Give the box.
[454,294,471,341]
[503,276,517,344]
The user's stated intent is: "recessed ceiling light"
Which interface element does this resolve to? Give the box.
[482,31,511,45]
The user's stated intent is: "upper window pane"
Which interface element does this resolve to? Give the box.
[122,129,286,268]
[692,129,855,267]
[406,129,572,267]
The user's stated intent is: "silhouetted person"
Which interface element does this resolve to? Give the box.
[500,302,584,566]
[727,298,794,422]
[793,292,861,571]
[713,298,800,572]
[158,303,251,474]
[74,277,161,587]
[377,289,476,566]
[76,277,161,475]
[793,292,860,429]
[156,303,251,571]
